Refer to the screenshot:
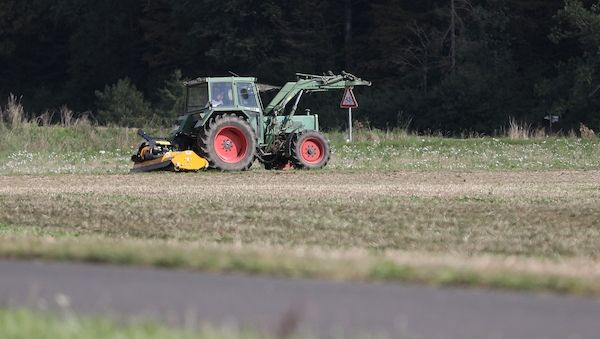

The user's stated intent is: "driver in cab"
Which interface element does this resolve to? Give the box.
[211,92,225,107]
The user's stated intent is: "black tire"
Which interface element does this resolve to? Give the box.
[291,131,330,169]
[197,114,256,171]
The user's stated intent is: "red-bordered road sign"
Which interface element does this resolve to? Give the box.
[340,87,359,108]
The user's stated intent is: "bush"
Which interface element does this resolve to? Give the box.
[95,78,153,126]
[156,69,185,120]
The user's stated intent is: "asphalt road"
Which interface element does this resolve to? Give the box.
[1,260,599,339]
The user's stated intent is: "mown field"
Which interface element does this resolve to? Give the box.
[1,124,600,296]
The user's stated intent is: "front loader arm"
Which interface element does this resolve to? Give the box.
[264,71,371,116]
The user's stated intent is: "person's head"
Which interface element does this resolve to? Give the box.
[216,93,224,101]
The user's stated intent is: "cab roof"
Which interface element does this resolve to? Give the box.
[183,76,257,86]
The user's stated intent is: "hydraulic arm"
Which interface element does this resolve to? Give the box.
[264,71,371,116]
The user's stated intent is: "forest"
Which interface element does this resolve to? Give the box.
[1,0,600,134]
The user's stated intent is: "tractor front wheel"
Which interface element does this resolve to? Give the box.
[291,131,330,169]
[198,114,256,171]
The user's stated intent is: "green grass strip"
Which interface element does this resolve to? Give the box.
[0,308,262,339]
[0,236,597,297]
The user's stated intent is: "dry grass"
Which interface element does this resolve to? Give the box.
[580,123,597,139]
[1,236,598,295]
[0,94,25,130]
[1,96,93,130]
[1,171,598,255]
[507,117,546,140]
[1,171,599,294]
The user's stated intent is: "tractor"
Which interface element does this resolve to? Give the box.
[130,72,371,172]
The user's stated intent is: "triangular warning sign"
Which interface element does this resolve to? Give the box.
[340,87,359,108]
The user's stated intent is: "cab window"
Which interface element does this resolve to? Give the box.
[237,82,258,108]
[210,82,234,108]
[186,83,208,112]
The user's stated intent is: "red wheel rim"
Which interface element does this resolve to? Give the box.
[214,126,248,163]
[300,138,324,164]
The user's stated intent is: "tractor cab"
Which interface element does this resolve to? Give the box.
[183,77,262,114]
[179,77,265,147]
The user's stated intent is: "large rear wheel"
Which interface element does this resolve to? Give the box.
[198,114,256,171]
[291,131,330,169]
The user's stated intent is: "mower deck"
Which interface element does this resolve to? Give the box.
[130,150,208,173]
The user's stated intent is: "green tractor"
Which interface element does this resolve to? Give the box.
[131,72,371,172]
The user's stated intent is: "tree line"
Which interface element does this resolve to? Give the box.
[1,0,599,134]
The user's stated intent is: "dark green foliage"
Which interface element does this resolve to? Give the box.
[95,78,152,126]
[1,0,599,133]
[544,0,600,131]
[156,70,185,120]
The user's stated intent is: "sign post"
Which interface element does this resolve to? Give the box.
[348,107,353,142]
[544,114,559,135]
[340,87,359,142]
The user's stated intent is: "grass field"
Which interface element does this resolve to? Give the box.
[0,309,265,339]
[1,124,600,295]
[2,124,600,174]
[0,308,392,339]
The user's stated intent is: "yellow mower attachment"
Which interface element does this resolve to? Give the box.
[130,150,208,173]
[130,129,209,173]
[170,150,209,171]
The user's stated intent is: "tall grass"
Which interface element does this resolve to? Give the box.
[2,95,595,143]
[0,96,144,155]
[328,127,413,143]
[336,116,575,142]
[580,123,597,139]
[0,124,138,156]
[0,94,25,130]
[2,95,599,169]
[1,96,92,130]
[507,117,547,140]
